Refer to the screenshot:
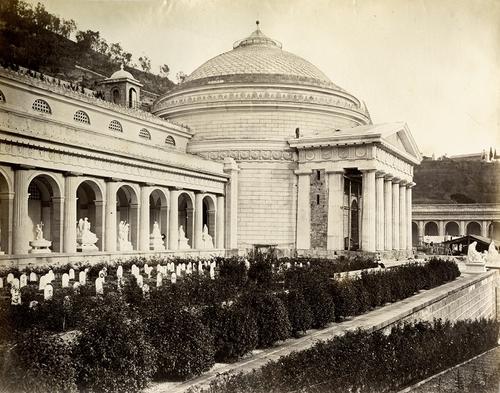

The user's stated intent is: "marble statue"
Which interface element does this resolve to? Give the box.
[150,221,165,251]
[465,241,487,273]
[486,241,500,264]
[201,224,214,249]
[117,221,133,251]
[77,217,98,251]
[29,221,52,254]
[178,225,190,249]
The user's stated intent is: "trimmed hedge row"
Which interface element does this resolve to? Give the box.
[0,258,462,392]
[194,319,500,393]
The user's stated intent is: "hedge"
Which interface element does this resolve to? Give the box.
[195,319,500,393]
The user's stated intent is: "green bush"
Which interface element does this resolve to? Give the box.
[241,291,291,348]
[203,301,258,362]
[0,328,77,393]
[199,319,500,393]
[76,294,157,393]
[278,290,312,336]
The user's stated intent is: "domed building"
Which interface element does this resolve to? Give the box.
[153,24,422,256]
[0,24,421,265]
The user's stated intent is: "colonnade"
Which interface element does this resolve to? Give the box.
[10,169,225,255]
[296,168,414,253]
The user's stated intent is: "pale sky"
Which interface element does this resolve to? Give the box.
[29,0,500,156]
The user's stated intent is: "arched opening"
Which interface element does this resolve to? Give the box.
[445,221,459,237]
[149,189,168,249]
[128,88,137,108]
[112,88,120,104]
[466,221,481,236]
[76,180,104,251]
[412,221,419,246]
[116,185,139,250]
[178,192,194,248]
[202,195,216,248]
[489,222,500,241]
[27,174,62,252]
[0,170,11,253]
[424,221,438,236]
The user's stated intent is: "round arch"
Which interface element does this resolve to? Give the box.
[76,179,105,251]
[116,184,139,250]
[202,194,217,248]
[466,221,481,236]
[424,221,439,236]
[27,173,63,252]
[445,221,459,237]
[149,188,169,249]
[178,192,194,247]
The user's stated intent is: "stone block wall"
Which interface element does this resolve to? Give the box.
[310,169,327,249]
[237,162,297,250]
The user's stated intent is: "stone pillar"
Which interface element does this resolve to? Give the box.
[326,170,344,250]
[194,193,204,249]
[94,199,105,250]
[216,195,225,249]
[406,183,414,251]
[384,175,393,251]
[438,221,445,237]
[296,169,312,249]
[104,181,119,252]
[223,158,239,249]
[361,169,376,252]
[0,192,14,254]
[399,181,407,250]
[13,169,30,254]
[129,203,139,250]
[392,179,400,250]
[417,221,425,244]
[459,221,466,236]
[375,172,385,251]
[186,207,194,246]
[160,204,169,248]
[169,189,180,250]
[481,221,489,238]
[51,196,64,252]
[63,175,79,253]
[139,186,153,251]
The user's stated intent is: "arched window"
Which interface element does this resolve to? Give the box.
[74,110,90,124]
[139,128,151,140]
[108,120,123,132]
[32,99,51,114]
[112,89,120,104]
[129,88,137,108]
[0,90,5,103]
[165,135,176,146]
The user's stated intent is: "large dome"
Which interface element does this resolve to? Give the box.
[181,26,343,91]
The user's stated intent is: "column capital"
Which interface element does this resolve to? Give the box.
[294,169,313,176]
[105,177,122,183]
[223,157,240,172]
[392,177,401,184]
[406,181,416,188]
[64,171,83,177]
[384,174,394,181]
[360,168,377,174]
[196,189,208,195]
[375,170,386,178]
[399,179,408,186]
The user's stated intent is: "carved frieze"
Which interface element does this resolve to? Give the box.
[196,149,297,162]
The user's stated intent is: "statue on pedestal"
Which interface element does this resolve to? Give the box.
[117,221,133,251]
[486,241,500,264]
[201,224,214,249]
[29,222,52,254]
[465,241,486,273]
[77,217,98,251]
[178,225,190,249]
[150,221,165,251]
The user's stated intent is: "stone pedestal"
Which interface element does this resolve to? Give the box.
[150,235,165,251]
[118,239,133,251]
[29,239,52,254]
[465,262,486,274]
[178,238,190,250]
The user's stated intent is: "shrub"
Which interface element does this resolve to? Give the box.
[278,290,312,337]
[203,301,258,362]
[0,328,77,393]
[76,294,157,392]
[241,291,291,348]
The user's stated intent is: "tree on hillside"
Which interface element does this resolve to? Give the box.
[76,29,100,52]
[138,56,151,73]
[160,64,170,77]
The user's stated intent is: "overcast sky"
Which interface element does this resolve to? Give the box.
[30,0,500,157]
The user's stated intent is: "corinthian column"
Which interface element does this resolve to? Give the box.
[406,182,415,251]
[13,169,30,254]
[104,181,119,252]
[194,193,204,249]
[361,169,376,252]
[399,181,407,250]
[384,175,393,250]
[169,189,180,250]
[63,175,80,253]
[326,170,344,251]
[392,179,400,250]
[216,195,225,249]
[375,171,385,251]
[139,186,153,251]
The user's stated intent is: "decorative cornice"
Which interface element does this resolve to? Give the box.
[196,149,297,162]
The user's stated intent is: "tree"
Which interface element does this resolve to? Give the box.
[160,64,170,77]
[176,71,187,84]
[75,29,100,52]
[138,56,151,72]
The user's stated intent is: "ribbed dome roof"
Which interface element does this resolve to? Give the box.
[109,64,137,81]
[184,25,339,89]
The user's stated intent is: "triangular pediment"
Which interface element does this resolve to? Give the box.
[380,124,422,162]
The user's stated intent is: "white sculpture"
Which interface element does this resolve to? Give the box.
[178,225,190,249]
[486,241,500,264]
[201,225,214,249]
[29,221,52,254]
[117,221,133,251]
[465,241,487,273]
[77,217,98,251]
[150,221,165,251]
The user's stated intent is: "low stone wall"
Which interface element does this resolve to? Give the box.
[0,249,227,270]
